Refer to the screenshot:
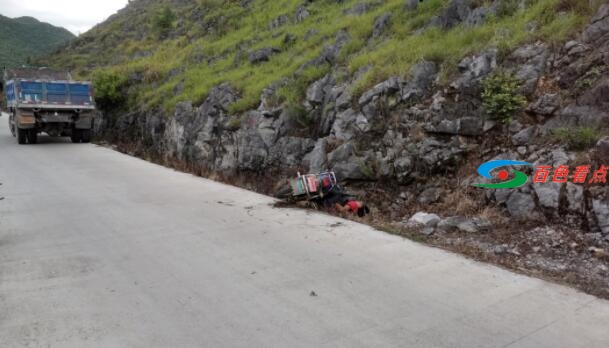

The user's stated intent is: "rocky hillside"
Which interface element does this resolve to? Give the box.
[0,15,74,69]
[45,0,609,296]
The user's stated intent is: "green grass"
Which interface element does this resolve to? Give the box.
[41,0,597,115]
[550,127,603,151]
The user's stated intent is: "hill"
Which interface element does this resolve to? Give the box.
[0,15,74,69]
[43,0,609,297]
[43,0,596,113]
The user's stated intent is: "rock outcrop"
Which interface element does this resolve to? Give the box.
[98,4,609,239]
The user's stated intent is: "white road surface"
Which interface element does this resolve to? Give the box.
[1,112,609,347]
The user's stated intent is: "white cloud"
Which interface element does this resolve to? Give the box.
[0,0,129,35]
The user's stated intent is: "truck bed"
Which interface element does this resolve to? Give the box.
[5,79,95,110]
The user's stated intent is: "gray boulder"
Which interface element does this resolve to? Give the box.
[511,126,537,146]
[417,138,465,171]
[358,76,402,106]
[305,138,328,173]
[527,93,560,116]
[579,75,609,110]
[596,136,609,162]
[563,40,589,57]
[533,182,562,211]
[331,108,361,140]
[509,43,549,95]
[427,119,458,135]
[267,137,315,167]
[295,6,310,22]
[492,189,513,205]
[458,117,484,136]
[328,142,355,165]
[306,75,331,105]
[408,212,441,227]
[302,30,350,67]
[429,0,471,29]
[202,83,239,112]
[437,216,492,233]
[269,14,289,29]
[237,130,268,171]
[593,198,609,235]
[401,60,437,102]
[506,192,537,219]
[566,182,584,213]
[372,12,392,38]
[583,4,609,43]
[425,117,483,136]
[394,155,413,184]
[451,49,497,90]
[418,187,442,205]
[335,88,352,110]
[464,5,496,27]
[549,148,569,167]
[332,160,371,180]
[405,0,419,11]
[249,47,280,64]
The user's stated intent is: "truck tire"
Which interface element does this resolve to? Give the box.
[27,129,38,144]
[17,128,27,144]
[80,129,91,143]
[71,129,81,143]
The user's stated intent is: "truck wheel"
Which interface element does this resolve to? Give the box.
[80,130,91,143]
[71,129,81,143]
[27,129,38,144]
[17,128,27,145]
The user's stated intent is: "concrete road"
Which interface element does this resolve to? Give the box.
[1,114,608,348]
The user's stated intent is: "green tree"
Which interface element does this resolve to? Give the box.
[153,6,176,38]
[481,71,527,122]
[93,70,127,111]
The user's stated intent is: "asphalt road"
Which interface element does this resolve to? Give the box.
[1,113,609,348]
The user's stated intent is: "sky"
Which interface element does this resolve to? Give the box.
[0,0,129,35]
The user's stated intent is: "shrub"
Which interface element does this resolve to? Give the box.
[481,71,526,122]
[496,0,521,17]
[153,6,176,38]
[92,70,127,111]
[550,127,602,151]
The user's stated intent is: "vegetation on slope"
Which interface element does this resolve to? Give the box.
[43,0,596,114]
[0,15,74,69]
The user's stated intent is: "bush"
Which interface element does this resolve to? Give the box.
[93,70,127,111]
[550,127,602,151]
[481,71,526,122]
[153,6,176,38]
[496,0,521,17]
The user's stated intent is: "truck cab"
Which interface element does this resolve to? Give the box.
[3,68,96,144]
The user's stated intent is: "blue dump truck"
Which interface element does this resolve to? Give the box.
[2,68,96,144]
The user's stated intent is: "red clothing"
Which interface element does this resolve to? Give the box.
[346,200,359,213]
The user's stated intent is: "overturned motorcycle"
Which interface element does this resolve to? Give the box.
[275,171,357,209]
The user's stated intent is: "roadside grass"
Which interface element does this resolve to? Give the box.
[43,0,596,115]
